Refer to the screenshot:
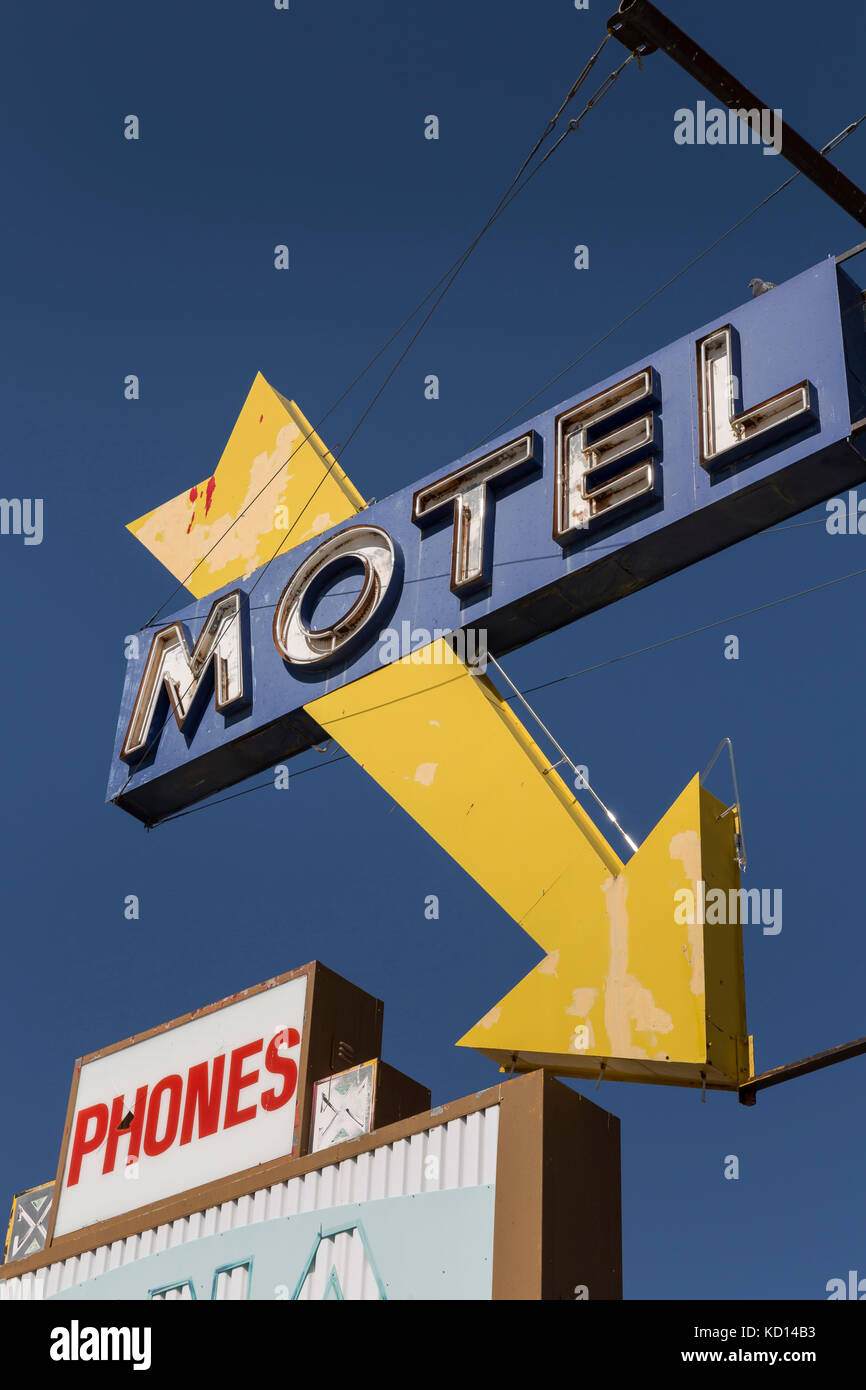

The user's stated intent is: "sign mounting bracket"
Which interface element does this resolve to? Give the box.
[739,1034,866,1105]
[607,0,866,230]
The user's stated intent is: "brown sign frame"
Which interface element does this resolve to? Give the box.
[41,961,384,1252]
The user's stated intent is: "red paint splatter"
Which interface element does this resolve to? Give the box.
[259,413,264,423]
[205,475,216,515]
[189,485,198,503]
[186,517,194,534]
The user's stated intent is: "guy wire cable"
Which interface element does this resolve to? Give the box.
[124,93,866,810]
[142,29,621,631]
[473,113,866,449]
[150,561,866,828]
[118,33,639,799]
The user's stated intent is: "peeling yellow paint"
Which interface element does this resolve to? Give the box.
[307,640,748,1090]
[565,985,596,1014]
[126,374,366,598]
[670,828,706,997]
[479,1006,501,1030]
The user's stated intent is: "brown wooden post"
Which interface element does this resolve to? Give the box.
[493,1070,622,1300]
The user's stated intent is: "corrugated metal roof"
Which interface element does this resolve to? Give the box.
[0,1106,499,1302]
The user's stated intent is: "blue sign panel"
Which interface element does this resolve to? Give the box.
[108,258,866,824]
[47,1190,495,1301]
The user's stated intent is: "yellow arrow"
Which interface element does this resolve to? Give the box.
[308,640,750,1092]
[126,380,751,1093]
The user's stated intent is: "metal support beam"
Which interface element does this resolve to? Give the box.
[607,0,866,230]
[836,239,866,265]
[738,1034,866,1105]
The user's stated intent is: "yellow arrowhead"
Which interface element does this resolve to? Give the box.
[458,773,749,1089]
[308,640,750,1091]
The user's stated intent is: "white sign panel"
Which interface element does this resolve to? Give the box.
[53,976,307,1239]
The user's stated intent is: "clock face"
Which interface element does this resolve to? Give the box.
[311,1063,375,1154]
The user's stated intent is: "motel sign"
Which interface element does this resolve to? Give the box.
[104,257,866,1091]
[109,258,866,825]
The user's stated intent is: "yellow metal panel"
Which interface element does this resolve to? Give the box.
[700,789,750,1085]
[307,640,749,1091]
[461,778,748,1090]
[307,641,621,944]
[127,373,366,598]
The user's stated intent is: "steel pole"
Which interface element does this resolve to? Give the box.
[608,0,866,230]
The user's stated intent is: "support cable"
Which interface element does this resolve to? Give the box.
[146,560,866,827]
[486,653,639,854]
[142,31,621,631]
[118,35,637,800]
[474,113,866,448]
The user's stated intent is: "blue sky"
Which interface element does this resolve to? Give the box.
[2,0,866,1298]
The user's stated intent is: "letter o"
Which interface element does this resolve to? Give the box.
[273,524,399,666]
[143,1074,183,1157]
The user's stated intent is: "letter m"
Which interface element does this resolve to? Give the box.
[121,592,247,762]
[731,107,762,143]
